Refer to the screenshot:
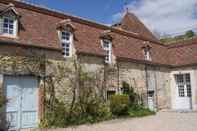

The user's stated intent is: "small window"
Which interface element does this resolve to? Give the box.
[144,49,151,61]
[1,16,17,37]
[61,31,73,57]
[102,39,112,63]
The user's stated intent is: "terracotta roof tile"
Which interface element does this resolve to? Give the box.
[0,0,197,67]
[117,12,159,42]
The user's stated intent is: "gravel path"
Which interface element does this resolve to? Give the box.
[38,111,197,131]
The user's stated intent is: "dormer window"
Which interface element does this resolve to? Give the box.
[2,17,15,35]
[57,19,75,58]
[0,3,20,37]
[102,39,112,63]
[142,44,152,61]
[144,49,151,61]
[61,31,73,57]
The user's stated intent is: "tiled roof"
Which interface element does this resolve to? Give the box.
[0,0,197,67]
[115,12,159,42]
[167,38,197,66]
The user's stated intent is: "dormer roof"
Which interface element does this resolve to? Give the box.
[0,3,20,17]
[56,19,76,32]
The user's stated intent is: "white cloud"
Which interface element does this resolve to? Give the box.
[113,0,197,36]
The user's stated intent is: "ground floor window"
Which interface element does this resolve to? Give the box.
[175,73,192,97]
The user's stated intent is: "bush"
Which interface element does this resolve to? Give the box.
[40,98,112,127]
[40,101,67,128]
[65,101,112,126]
[110,94,130,116]
[0,95,8,130]
[122,81,140,107]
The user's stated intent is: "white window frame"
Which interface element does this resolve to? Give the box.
[60,31,73,58]
[144,49,151,61]
[175,73,192,97]
[101,39,112,63]
[1,16,18,37]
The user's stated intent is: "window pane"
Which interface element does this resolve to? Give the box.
[185,74,190,83]
[103,42,109,48]
[3,28,8,33]
[9,19,14,23]
[178,85,185,97]
[62,31,70,41]
[3,17,15,35]
[9,29,13,34]
[4,23,8,28]
[176,75,184,83]
[186,84,192,97]
[4,18,8,23]
[62,42,70,57]
[9,24,14,29]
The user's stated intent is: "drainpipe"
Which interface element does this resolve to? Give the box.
[144,64,149,107]
[117,62,120,93]
[154,66,158,111]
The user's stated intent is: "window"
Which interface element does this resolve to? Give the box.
[175,73,192,97]
[1,16,17,37]
[102,39,112,63]
[61,31,73,57]
[144,49,151,61]
[107,90,116,99]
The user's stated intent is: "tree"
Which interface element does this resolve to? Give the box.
[185,30,195,38]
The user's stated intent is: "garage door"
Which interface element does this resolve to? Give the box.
[4,76,38,130]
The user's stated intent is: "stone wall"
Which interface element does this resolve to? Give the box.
[0,54,173,112]
[154,67,171,110]
[118,61,147,106]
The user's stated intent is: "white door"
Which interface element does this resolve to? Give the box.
[4,76,38,130]
[174,74,192,110]
[148,91,155,111]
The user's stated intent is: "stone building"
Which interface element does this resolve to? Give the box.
[0,0,197,130]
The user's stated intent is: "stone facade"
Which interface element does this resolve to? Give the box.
[0,53,172,111]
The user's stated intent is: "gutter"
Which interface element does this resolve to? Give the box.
[0,39,62,51]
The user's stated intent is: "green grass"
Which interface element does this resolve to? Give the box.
[128,107,155,117]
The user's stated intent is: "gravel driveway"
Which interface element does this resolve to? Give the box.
[38,111,197,131]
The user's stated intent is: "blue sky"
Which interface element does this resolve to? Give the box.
[25,0,132,24]
[25,0,197,36]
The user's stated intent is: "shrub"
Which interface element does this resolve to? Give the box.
[0,95,8,130]
[0,95,6,108]
[40,98,112,127]
[110,94,130,116]
[65,99,112,125]
[40,101,67,128]
[122,81,141,107]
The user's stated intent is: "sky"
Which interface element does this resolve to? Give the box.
[25,0,197,36]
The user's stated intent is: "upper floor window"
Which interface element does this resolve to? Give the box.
[144,49,151,61]
[2,17,15,35]
[142,44,152,61]
[61,31,73,57]
[102,39,112,63]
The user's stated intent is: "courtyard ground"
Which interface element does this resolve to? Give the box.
[35,111,197,131]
